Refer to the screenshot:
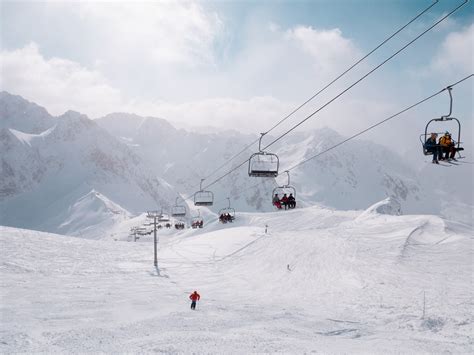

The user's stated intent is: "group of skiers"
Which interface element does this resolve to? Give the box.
[174,222,185,230]
[219,213,234,223]
[425,131,461,164]
[191,220,204,229]
[272,193,296,210]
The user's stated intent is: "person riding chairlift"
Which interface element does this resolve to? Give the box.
[192,219,204,228]
[281,193,289,210]
[287,193,296,209]
[439,131,457,161]
[219,213,232,223]
[272,193,282,209]
[425,133,441,164]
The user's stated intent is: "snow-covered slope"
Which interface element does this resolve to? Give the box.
[0,128,49,198]
[1,205,471,353]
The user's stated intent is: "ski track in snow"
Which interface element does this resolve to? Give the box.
[0,206,473,354]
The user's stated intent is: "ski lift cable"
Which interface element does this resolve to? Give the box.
[261,0,469,153]
[194,2,467,193]
[283,75,473,172]
[262,0,440,137]
[212,179,280,206]
[192,1,439,185]
[211,75,472,205]
[202,139,260,181]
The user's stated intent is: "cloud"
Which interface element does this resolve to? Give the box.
[0,43,123,117]
[431,24,474,75]
[285,26,361,74]
[0,42,295,131]
[0,21,368,131]
[217,23,367,110]
[78,1,223,67]
[0,15,410,142]
[127,96,295,133]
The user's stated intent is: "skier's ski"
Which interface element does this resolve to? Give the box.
[426,161,451,167]
[446,160,460,165]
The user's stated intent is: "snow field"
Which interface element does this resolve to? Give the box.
[0,205,472,353]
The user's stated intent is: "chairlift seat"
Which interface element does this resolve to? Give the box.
[171,207,186,217]
[158,214,170,222]
[248,152,279,177]
[194,190,214,206]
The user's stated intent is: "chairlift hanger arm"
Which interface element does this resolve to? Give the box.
[258,133,266,153]
[423,86,461,149]
[441,86,453,119]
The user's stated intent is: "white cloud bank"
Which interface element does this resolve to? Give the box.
[1,4,471,136]
[0,43,123,117]
[432,24,474,75]
[286,26,360,74]
[0,21,367,131]
[77,1,223,67]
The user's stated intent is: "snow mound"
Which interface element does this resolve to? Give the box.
[358,196,402,218]
[56,190,131,239]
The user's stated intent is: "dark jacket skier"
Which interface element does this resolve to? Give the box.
[425,133,440,163]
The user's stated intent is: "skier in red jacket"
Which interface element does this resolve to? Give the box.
[189,291,200,310]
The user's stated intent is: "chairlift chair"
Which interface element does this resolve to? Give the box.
[136,227,149,235]
[420,87,464,158]
[272,170,296,209]
[218,197,236,223]
[194,179,214,206]
[171,197,187,217]
[158,208,170,222]
[191,209,204,229]
[248,133,279,177]
[174,220,186,230]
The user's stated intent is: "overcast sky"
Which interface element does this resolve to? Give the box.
[1,0,472,153]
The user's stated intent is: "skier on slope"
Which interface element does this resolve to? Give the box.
[189,290,201,310]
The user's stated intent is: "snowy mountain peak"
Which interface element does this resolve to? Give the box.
[55,189,131,238]
[0,91,55,134]
[47,110,117,146]
[1,94,181,236]
[96,112,175,142]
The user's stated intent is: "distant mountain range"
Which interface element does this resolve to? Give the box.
[1,91,472,238]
